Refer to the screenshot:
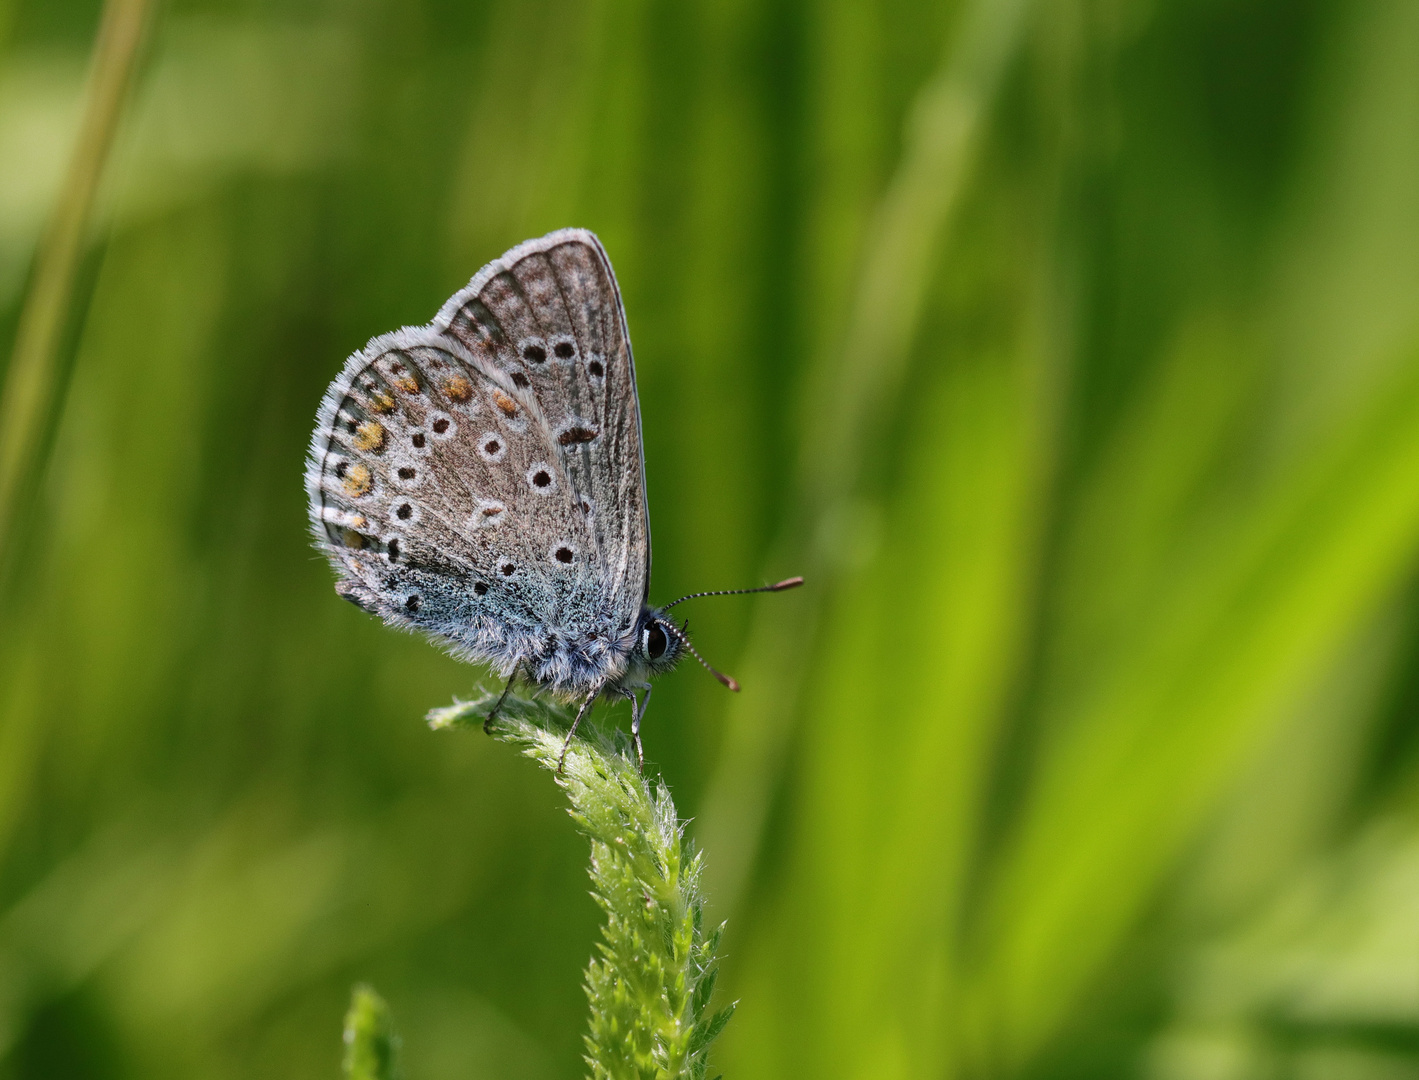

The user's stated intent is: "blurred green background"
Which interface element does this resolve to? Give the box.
[3,0,1419,1077]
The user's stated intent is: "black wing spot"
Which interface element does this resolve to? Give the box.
[555,547,573,564]
[532,470,551,488]
[587,360,604,377]
[412,432,426,448]
[387,538,400,561]
[432,417,449,434]
[405,594,421,612]
[557,426,598,446]
[511,372,530,388]
[523,344,547,363]
[474,581,488,596]
[554,342,575,359]
[500,562,516,576]
[396,503,412,520]
[398,466,416,480]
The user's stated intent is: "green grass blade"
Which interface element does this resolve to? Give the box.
[342,984,400,1080]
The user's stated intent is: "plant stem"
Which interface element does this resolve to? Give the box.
[343,984,400,1080]
[0,0,153,585]
[695,0,1037,920]
[430,692,734,1080]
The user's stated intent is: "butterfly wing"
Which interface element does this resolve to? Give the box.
[305,229,649,690]
[437,229,650,616]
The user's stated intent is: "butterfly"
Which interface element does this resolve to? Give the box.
[306,228,800,767]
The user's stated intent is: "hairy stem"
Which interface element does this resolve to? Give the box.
[429,691,734,1080]
[343,985,400,1080]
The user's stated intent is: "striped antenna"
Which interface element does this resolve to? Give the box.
[663,620,740,691]
[658,576,803,691]
[662,576,803,611]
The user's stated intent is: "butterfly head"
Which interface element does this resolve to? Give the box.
[632,608,686,678]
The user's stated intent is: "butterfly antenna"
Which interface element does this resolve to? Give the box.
[663,621,741,692]
[662,576,803,611]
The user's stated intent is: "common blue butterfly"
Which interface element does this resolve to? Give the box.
[306,229,800,766]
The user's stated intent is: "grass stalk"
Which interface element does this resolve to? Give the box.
[695,0,1038,919]
[342,985,400,1080]
[0,0,153,584]
[428,691,734,1080]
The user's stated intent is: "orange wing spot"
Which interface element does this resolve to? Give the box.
[368,389,396,414]
[343,463,373,497]
[393,374,419,395]
[341,528,366,549]
[492,390,518,417]
[353,420,386,452]
[442,375,473,402]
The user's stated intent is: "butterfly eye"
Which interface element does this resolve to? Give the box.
[645,621,668,660]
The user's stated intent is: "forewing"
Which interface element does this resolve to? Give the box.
[436,228,650,638]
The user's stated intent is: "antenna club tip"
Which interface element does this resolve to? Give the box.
[724,676,741,692]
[772,576,804,591]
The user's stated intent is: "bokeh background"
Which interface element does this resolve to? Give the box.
[3,0,1419,1077]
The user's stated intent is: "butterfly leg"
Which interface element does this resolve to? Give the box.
[558,683,602,774]
[628,684,653,772]
[484,667,519,734]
